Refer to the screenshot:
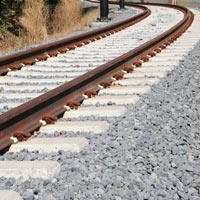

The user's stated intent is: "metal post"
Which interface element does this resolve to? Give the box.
[98,0,109,21]
[119,0,125,9]
[141,0,144,3]
[171,0,177,4]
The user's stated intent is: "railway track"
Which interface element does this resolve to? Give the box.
[0,2,149,150]
[0,1,200,199]
[0,5,183,114]
[0,2,192,150]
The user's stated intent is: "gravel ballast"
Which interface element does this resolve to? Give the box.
[1,5,200,200]
[0,41,200,199]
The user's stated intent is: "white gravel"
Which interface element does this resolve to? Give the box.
[0,31,200,200]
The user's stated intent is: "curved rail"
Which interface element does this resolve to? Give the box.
[0,3,149,76]
[0,3,194,152]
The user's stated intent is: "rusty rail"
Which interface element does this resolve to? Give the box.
[0,3,149,75]
[0,2,194,152]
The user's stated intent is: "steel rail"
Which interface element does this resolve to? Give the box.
[0,3,149,76]
[0,3,194,152]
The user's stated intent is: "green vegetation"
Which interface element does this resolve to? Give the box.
[0,0,24,36]
[0,0,99,53]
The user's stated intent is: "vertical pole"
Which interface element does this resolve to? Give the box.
[99,0,109,21]
[171,0,177,4]
[119,0,125,9]
[141,0,144,3]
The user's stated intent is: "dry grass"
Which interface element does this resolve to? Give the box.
[19,0,48,45]
[79,8,99,30]
[0,31,23,52]
[52,7,99,37]
[0,0,99,53]
[51,0,83,33]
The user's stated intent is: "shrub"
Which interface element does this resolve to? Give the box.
[0,0,24,36]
